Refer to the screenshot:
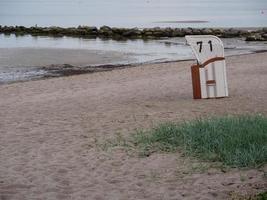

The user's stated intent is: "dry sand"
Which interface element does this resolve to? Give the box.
[0,52,267,200]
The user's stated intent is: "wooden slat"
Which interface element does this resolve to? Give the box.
[206,80,216,85]
[191,64,201,99]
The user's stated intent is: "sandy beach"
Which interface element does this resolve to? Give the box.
[0,52,267,199]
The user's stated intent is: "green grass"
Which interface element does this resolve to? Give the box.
[133,115,267,168]
[231,191,267,200]
[253,192,267,200]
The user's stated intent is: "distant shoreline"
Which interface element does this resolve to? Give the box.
[1,25,267,41]
[1,47,267,85]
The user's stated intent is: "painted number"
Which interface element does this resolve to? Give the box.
[196,41,213,53]
[196,41,203,53]
[208,40,213,52]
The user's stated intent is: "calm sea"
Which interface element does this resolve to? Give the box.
[0,0,266,28]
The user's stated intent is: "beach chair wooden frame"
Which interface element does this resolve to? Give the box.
[185,35,229,99]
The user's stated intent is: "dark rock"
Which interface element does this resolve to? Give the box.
[144,27,163,37]
[40,28,52,34]
[76,29,89,35]
[77,26,98,35]
[223,28,240,37]
[245,35,257,41]
[100,26,112,31]
[111,34,126,40]
[245,34,266,41]
[161,27,173,37]
[15,32,26,36]
[99,26,113,36]
[142,35,156,40]
[152,29,165,37]
[192,28,201,35]
[151,27,161,32]
[1,25,265,40]
[201,28,213,35]
[122,28,141,37]
[2,26,15,33]
[239,29,250,37]
[212,28,224,36]
[142,28,154,36]
[172,28,185,37]
[49,26,64,34]
[111,27,126,34]
[63,27,78,35]
[182,28,193,35]
[30,26,63,35]
[15,26,26,32]
[27,26,44,34]
[80,26,97,31]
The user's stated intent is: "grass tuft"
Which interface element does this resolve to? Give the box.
[133,115,267,168]
[253,192,267,200]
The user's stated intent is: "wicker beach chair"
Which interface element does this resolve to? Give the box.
[185,35,229,99]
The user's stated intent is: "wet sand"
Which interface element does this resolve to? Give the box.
[0,47,133,68]
[0,47,136,83]
[0,53,267,200]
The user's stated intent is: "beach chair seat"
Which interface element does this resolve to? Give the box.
[185,35,229,99]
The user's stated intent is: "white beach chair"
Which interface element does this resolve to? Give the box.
[185,35,228,99]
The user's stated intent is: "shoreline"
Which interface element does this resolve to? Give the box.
[1,25,267,41]
[21,50,267,81]
[2,50,267,85]
[1,34,267,84]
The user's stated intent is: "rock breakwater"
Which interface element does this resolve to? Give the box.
[1,25,267,41]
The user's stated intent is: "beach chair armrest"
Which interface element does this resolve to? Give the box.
[199,57,225,68]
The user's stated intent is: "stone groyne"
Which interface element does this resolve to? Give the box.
[0,25,267,41]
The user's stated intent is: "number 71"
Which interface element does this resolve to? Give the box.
[196,41,213,53]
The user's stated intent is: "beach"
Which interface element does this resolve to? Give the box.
[0,52,266,199]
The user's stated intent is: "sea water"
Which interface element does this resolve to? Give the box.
[1,33,267,83]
